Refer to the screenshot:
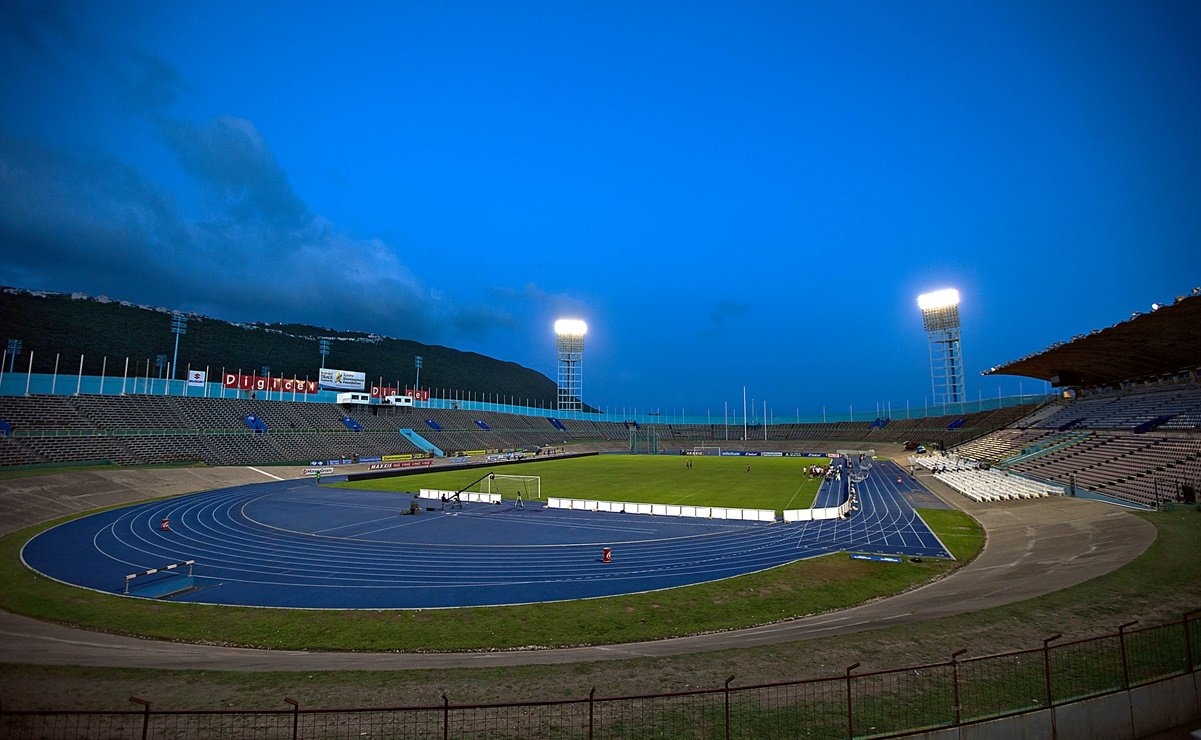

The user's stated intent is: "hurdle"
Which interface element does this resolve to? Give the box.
[124,559,196,596]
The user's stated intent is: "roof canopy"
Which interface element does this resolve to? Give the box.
[985,293,1201,388]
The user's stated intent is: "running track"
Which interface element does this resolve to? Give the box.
[22,461,951,609]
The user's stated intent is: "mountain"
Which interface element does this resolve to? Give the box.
[0,287,561,405]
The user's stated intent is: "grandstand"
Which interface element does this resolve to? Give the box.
[0,294,1198,513]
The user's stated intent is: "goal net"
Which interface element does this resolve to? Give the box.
[485,473,541,500]
[691,446,722,456]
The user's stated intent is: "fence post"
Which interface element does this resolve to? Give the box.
[1042,634,1062,740]
[285,697,299,740]
[442,693,450,740]
[723,674,735,740]
[950,648,968,726]
[845,662,860,740]
[1118,620,1140,740]
[129,696,151,740]
[1117,620,1139,690]
[1185,610,1201,673]
[588,687,596,740]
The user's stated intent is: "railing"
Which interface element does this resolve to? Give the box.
[3,611,1197,739]
[0,371,1052,425]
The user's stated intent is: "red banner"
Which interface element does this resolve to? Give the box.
[370,385,400,398]
[406,388,430,401]
[222,373,319,394]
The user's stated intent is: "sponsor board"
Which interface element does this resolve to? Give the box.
[303,467,335,476]
[367,459,433,470]
[223,373,320,394]
[319,368,366,391]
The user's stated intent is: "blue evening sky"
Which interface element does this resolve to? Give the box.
[2,1,1199,417]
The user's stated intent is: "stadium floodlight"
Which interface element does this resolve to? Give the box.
[5,339,21,374]
[170,311,187,380]
[917,288,965,406]
[554,318,587,412]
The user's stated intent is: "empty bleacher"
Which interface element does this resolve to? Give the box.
[3,383,1197,511]
[944,383,1201,508]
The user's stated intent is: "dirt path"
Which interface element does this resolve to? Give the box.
[0,466,1156,670]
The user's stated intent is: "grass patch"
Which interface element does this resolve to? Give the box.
[0,516,959,650]
[338,454,829,512]
[915,508,983,561]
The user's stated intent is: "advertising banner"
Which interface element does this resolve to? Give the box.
[319,368,366,390]
[406,388,431,401]
[222,373,320,394]
[187,370,206,388]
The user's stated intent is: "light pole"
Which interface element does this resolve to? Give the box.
[414,355,423,393]
[319,338,330,369]
[6,339,21,374]
[170,311,187,380]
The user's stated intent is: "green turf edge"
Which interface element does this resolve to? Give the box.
[0,508,979,652]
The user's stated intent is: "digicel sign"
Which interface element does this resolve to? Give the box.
[222,373,320,394]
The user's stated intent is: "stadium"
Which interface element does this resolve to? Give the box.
[0,292,1199,739]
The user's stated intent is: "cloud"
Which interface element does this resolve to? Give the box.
[125,52,188,114]
[0,126,517,344]
[0,34,532,349]
[159,116,308,229]
[703,300,751,337]
[0,1,75,65]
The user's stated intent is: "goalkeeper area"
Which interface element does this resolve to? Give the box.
[480,473,541,500]
[348,454,830,513]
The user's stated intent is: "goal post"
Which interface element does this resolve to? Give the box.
[485,473,541,500]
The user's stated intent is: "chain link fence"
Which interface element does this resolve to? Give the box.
[3,612,1198,739]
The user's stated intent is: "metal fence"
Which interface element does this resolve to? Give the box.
[3,612,1198,739]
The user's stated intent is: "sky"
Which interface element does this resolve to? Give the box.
[2,1,1199,418]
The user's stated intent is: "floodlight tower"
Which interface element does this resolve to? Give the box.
[917,289,965,407]
[554,319,587,412]
[169,311,187,380]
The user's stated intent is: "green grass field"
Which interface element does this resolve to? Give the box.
[337,453,828,512]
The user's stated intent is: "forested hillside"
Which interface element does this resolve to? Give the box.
[0,288,559,404]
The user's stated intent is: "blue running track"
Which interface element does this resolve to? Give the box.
[22,461,952,609]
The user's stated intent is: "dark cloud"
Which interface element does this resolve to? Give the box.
[704,300,751,337]
[0,129,499,342]
[125,52,187,114]
[159,116,308,229]
[0,0,75,64]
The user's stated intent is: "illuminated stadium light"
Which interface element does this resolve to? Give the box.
[554,318,587,412]
[917,288,965,407]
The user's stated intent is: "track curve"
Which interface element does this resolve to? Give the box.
[0,467,1156,670]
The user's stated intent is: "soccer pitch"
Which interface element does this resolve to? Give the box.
[341,454,828,513]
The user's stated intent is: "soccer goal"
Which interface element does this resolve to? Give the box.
[691,446,722,456]
[485,473,541,500]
